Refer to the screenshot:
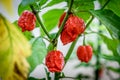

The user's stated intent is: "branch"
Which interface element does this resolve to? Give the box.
[30,5,51,39]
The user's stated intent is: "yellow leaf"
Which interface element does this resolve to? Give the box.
[0,14,31,80]
[0,0,13,14]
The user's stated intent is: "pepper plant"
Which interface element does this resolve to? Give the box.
[0,0,120,80]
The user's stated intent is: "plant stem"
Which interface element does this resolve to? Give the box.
[83,34,86,45]
[54,12,69,40]
[30,5,51,39]
[101,0,110,10]
[36,13,51,39]
[42,36,51,42]
[85,15,94,30]
[54,0,74,40]
[54,72,60,80]
[65,37,78,64]
[95,30,101,80]
[60,76,78,79]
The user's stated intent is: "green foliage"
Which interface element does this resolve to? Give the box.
[90,9,120,56]
[44,0,66,8]
[20,0,39,6]
[72,0,94,21]
[18,3,31,15]
[49,33,57,39]
[100,54,120,63]
[18,0,32,15]
[42,9,64,34]
[27,37,47,72]
[76,74,91,80]
[13,21,34,40]
[16,0,120,79]
[47,43,54,52]
[99,0,120,17]
[18,0,47,15]
[90,9,120,39]
[99,34,119,56]
[44,68,51,80]
[23,31,34,40]
[107,66,120,73]
[47,33,57,52]
[38,0,47,7]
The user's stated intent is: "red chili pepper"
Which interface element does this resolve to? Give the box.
[59,12,85,45]
[77,45,93,63]
[18,10,36,32]
[45,50,64,72]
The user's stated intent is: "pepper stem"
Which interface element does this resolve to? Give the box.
[65,37,78,64]
[83,34,86,45]
[30,5,51,39]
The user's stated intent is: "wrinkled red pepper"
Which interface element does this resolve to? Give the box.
[18,10,36,32]
[59,12,85,45]
[77,45,93,63]
[45,50,64,72]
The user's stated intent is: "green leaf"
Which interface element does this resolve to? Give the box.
[107,66,120,73]
[99,34,119,56]
[76,74,91,79]
[100,54,120,63]
[44,68,51,80]
[39,0,47,7]
[117,44,120,54]
[27,37,47,72]
[90,9,120,39]
[18,2,31,15]
[42,9,64,34]
[18,0,39,15]
[47,33,57,52]
[47,43,54,52]
[44,0,66,7]
[73,0,94,21]
[13,21,34,40]
[49,32,57,39]
[18,0,49,15]
[23,31,34,40]
[99,0,120,17]
[20,0,39,6]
